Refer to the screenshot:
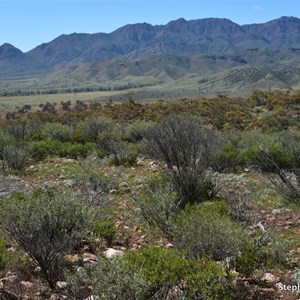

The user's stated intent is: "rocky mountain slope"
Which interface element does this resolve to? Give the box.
[0,16,299,95]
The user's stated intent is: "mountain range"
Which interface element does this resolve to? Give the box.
[1,16,300,96]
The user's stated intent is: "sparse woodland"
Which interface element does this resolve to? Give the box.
[0,89,300,299]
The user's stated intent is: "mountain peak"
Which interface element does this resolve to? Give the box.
[0,43,23,58]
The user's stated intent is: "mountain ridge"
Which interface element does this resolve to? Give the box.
[0,16,299,96]
[0,16,299,74]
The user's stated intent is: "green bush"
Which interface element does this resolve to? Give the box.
[94,219,116,246]
[217,143,243,171]
[0,239,9,270]
[235,241,257,276]
[0,191,94,288]
[69,258,150,300]
[244,142,292,171]
[170,203,245,261]
[30,140,93,160]
[122,247,230,299]
[41,122,73,142]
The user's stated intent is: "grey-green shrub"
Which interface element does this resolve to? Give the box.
[142,115,223,209]
[0,191,94,288]
[79,117,113,142]
[170,203,245,261]
[41,122,73,142]
[2,144,29,170]
[69,258,150,300]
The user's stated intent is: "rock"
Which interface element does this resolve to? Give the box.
[109,189,118,194]
[56,281,68,289]
[83,252,98,264]
[103,248,125,259]
[0,273,17,283]
[136,160,144,166]
[20,281,34,289]
[7,247,16,253]
[84,296,98,300]
[165,243,173,248]
[261,272,279,283]
[34,266,41,273]
[50,294,59,300]
[132,243,139,250]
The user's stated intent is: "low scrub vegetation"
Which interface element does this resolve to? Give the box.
[0,90,299,299]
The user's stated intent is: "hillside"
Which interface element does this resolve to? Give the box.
[0,16,299,96]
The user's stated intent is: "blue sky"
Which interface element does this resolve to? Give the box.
[1,0,299,52]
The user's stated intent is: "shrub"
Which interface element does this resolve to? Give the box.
[122,247,230,299]
[2,144,29,170]
[74,159,110,205]
[254,144,300,201]
[79,117,113,142]
[235,241,257,276]
[142,115,223,209]
[68,258,150,300]
[170,203,245,261]
[217,143,243,171]
[0,191,94,288]
[30,140,93,160]
[134,176,178,237]
[0,239,9,270]
[136,181,244,262]
[93,219,116,247]
[127,120,156,142]
[41,122,73,142]
[0,130,17,160]
[221,188,253,223]
[96,129,138,166]
[5,124,31,141]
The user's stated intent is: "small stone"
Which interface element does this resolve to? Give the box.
[132,243,139,249]
[109,189,118,194]
[20,281,34,289]
[56,281,68,289]
[103,248,125,259]
[83,252,98,264]
[165,243,173,248]
[50,294,59,300]
[261,272,279,283]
